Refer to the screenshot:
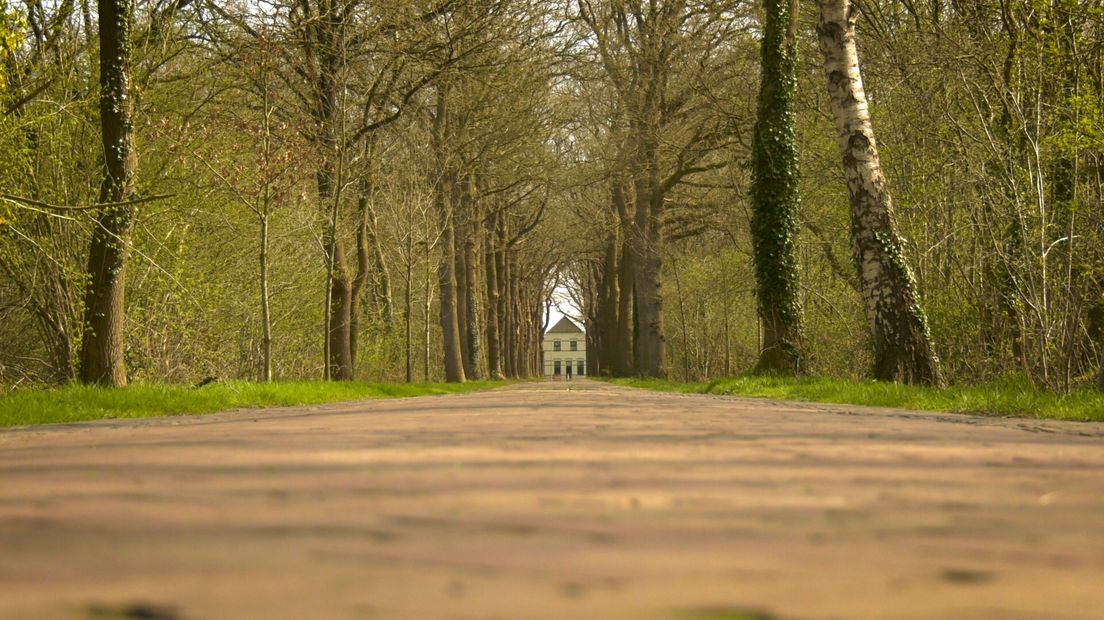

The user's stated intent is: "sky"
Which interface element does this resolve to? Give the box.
[544,283,583,333]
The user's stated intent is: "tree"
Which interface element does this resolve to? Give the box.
[79,0,138,386]
[815,0,943,385]
[431,80,467,382]
[2,0,1099,395]
[575,0,742,378]
[749,0,804,374]
[424,0,561,382]
[0,0,88,384]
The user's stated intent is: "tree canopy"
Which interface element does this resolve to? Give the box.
[0,0,1100,393]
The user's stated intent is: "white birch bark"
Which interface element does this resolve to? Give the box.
[816,0,943,385]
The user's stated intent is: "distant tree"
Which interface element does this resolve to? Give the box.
[576,0,742,378]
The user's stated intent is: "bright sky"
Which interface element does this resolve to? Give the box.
[544,283,583,333]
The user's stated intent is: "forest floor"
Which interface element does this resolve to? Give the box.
[1,380,1103,619]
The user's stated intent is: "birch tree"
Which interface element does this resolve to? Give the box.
[815,0,942,385]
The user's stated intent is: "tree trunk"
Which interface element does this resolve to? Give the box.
[404,269,413,383]
[484,212,504,380]
[631,137,666,378]
[348,191,373,377]
[632,234,665,378]
[501,238,516,378]
[528,291,541,376]
[458,178,482,380]
[750,0,805,375]
[258,73,274,383]
[1086,301,1104,390]
[321,155,355,381]
[311,13,354,382]
[404,211,415,384]
[326,246,355,380]
[507,253,522,377]
[613,190,635,376]
[79,0,136,387]
[433,86,465,383]
[259,213,272,382]
[362,195,393,323]
[596,185,624,377]
[496,221,510,377]
[589,237,615,377]
[423,222,434,382]
[722,275,732,376]
[671,255,690,380]
[437,209,466,383]
[464,234,483,380]
[816,0,943,386]
[455,218,472,374]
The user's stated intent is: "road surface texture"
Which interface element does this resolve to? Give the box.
[1,380,1103,620]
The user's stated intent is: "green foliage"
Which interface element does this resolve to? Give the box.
[2,0,1102,394]
[604,374,1104,422]
[0,3,24,95]
[0,379,512,427]
[663,240,760,382]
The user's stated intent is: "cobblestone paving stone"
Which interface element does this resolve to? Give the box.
[1,380,1102,619]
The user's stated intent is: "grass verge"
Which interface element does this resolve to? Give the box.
[0,380,509,428]
[603,375,1104,422]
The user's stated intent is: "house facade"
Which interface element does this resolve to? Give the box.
[542,317,585,378]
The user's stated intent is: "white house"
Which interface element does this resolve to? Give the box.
[542,317,585,378]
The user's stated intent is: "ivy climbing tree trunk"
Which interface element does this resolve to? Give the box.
[750,0,805,375]
[816,0,943,386]
[79,0,136,387]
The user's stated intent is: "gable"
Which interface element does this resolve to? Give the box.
[546,316,583,334]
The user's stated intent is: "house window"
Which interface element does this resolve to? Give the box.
[553,360,561,375]
[570,340,577,351]
[553,340,561,351]
[577,361,585,376]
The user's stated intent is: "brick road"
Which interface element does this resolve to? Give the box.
[1,380,1103,619]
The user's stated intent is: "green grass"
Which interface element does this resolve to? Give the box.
[604,375,1104,422]
[0,379,509,428]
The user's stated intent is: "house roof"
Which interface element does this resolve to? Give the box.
[546,316,583,334]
